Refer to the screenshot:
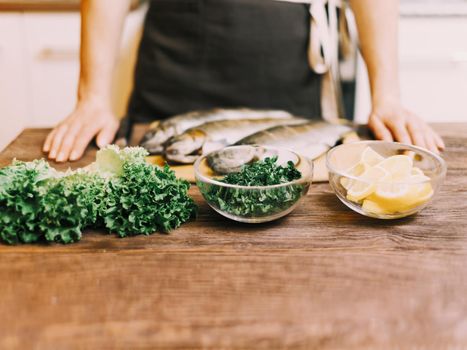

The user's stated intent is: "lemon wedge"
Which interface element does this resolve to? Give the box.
[367,176,433,213]
[377,155,413,181]
[341,146,384,190]
[340,162,368,190]
[411,167,424,176]
[361,146,385,166]
[362,199,392,215]
[342,147,434,215]
[346,166,389,202]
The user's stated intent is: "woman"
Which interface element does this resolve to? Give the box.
[43,0,444,162]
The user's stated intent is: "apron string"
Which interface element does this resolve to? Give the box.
[324,0,346,121]
[275,0,344,75]
[275,0,349,120]
[308,0,332,74]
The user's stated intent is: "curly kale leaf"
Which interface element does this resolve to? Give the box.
[38,171,105,243]
[0,146,197,245]
[0,160,52,244]
[0,161,105,244]
[102,163,197,237]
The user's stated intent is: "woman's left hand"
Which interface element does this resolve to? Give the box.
[368,100,445,154]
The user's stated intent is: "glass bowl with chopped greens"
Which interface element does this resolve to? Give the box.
[194,145,313,223]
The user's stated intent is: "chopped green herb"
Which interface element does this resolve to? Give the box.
[221,156,301,186]
[200,157,306,218]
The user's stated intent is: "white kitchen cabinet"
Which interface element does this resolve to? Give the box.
[24,4,147,127]
[0,4,147,151]
[355,16,467,123]
[0,14,28,151]
[23,13,81,127]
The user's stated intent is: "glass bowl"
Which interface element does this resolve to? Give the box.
[326,141,447,219]
[194,145,313,223]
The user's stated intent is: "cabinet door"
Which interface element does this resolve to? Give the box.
[23,5,147,128]
[0,14,28,151]
[23,13,80,127]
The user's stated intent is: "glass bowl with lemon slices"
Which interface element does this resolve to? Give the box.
[326,141,447,219]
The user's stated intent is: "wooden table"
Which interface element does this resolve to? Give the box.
[1,124,466,349]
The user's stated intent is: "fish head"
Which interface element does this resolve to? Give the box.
[140,125,176,154]
[164,129,206,163]
[139,120,160,144]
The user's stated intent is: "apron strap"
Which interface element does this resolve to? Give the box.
[308,0,332,74]
[311,0,345,122]
[276,0,350,121]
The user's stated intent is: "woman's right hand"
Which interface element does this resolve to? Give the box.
[43,98,119,162]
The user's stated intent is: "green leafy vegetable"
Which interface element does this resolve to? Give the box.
[102,162,196,237]
[220,157,301,186]
[200,157,305,218]
[0,160,53,244]
[38,171,105,243]
[94,146,196,237]
[0,146,197,245]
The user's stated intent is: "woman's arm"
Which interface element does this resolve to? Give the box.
[43,0,132,162]
[349,0,444,152]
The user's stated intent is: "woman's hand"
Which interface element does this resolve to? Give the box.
[368,100,445,153]
[350,0,445,154]
[43,99,119,162]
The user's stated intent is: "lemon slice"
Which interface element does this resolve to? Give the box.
[367,177,433,213]
[362,199,392,215]
[378,155,413,181]
[346,166,389,202]
[411,167,424,176]
[409,174,431,183]
[402,185,434,211]
[361,147,385,166]
[372,182,411,201]
[341,147,384,190]
[343,149,434,215]
[340,162,368,190]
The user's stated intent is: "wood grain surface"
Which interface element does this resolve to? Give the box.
[1,124,467,349]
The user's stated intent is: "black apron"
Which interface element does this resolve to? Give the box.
[127,0,322,122]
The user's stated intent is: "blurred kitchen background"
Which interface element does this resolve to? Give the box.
[0,0,466,151]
